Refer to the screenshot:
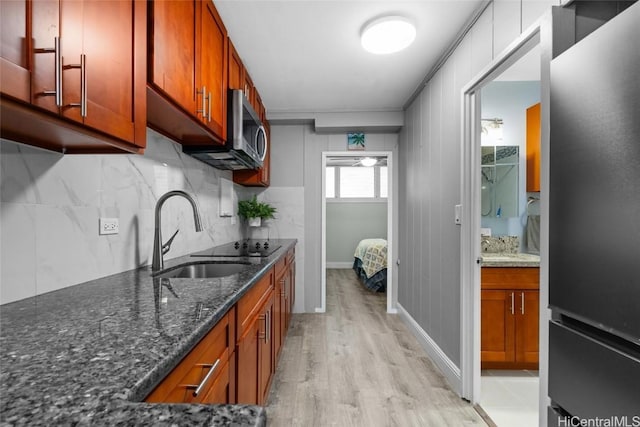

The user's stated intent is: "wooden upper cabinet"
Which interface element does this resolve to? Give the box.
[1,0,31,103]
[73,0,143,144]
[228,40,244,91]
[243,71,254,106]
[147,0,226,146]
[148,0,196,115]
[1,0,146,154]
[526,103,541,192]
[198,1,227,140]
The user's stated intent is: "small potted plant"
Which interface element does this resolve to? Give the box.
[238,195,276,227]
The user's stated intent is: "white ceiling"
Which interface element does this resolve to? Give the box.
[214,0,486,116]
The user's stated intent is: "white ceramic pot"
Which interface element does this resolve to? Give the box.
[248,217,261,227]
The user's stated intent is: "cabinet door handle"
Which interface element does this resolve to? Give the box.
[65,54,87,117]
[521,292,525,315]
[35,37,63,106]
[266,309,271,343]
[260,311,270,343]
[197,86,207,118]
[190,358,221,397]
[207,90,212,122]
[510,292,515,315]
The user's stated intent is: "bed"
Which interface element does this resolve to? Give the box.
[352,238,388,292]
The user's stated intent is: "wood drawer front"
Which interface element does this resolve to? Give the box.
[481,267,539,290]
[199,358,231,404]
[146,310,232,404]
[237,269,274,337]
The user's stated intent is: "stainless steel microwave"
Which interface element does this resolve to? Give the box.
[183,89,267,170]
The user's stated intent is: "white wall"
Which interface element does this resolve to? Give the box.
[399,0,558,389]
[0,130,243,304]
[257,124,398,312]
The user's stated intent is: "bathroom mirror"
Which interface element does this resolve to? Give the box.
[481,145,519,218]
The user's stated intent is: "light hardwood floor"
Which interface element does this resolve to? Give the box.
[266,269,487,426]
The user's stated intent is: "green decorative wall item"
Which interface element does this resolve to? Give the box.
[347,132,365,150]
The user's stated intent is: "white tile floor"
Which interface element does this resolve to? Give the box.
[479,370,539,427]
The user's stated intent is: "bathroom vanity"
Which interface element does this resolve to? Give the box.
[481,253,540,370]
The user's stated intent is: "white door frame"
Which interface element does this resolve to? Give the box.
[460,23,543,403]
[320,151,396,314]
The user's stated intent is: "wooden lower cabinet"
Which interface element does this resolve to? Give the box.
[235,268,274,406]
[481,267,539,369]
[146,308,235,404]
[236,309,260,404]
[146,245,296,407]
[259,296,274,404]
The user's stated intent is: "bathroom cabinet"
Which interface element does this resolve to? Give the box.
[481,267,539,369]
[526,103,541,192]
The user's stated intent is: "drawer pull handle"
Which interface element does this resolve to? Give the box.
[521,292,525,315]
[266,309,270,343]
[197,86,207,118]
[191,358,221,397]
[510,292,515,315]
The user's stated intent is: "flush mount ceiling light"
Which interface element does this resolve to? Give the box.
[361,16,416,55]
[360,157,378,167]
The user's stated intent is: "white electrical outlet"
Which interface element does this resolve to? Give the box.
[454,204,462,225]
[99,218,119,235]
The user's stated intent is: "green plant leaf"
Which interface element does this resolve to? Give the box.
[238,195,276,220]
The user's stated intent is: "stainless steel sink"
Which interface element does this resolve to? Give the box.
[154,262,250,279]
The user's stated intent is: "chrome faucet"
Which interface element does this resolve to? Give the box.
[152,190,203,272]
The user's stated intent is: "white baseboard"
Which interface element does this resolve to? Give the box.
[396,303,462,396]
[326,262,353,269]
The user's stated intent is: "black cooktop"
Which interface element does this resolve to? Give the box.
[191,240,281,258]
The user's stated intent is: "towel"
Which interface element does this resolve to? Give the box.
[525,215,540,254]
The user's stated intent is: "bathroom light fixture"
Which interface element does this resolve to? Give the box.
[361,16,416,55]
[360,157,377,167]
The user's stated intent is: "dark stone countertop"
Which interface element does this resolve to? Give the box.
[0,239,297,426]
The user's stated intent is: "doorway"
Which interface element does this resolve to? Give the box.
[320,151,395,314]
[460,19,550,427]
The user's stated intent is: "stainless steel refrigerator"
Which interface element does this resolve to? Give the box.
[548,1,640,423]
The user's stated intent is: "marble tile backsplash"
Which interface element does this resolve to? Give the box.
[481,236,520,254]
[0,130,244,304]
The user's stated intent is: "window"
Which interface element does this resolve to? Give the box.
[326,167,335,198]
[325,165,387,200]
[380,166,388,198]
[340,167,374,198]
